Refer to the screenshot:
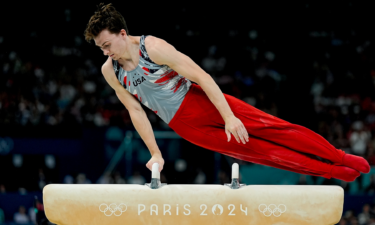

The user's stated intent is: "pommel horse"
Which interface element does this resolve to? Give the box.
[43,163,343,225]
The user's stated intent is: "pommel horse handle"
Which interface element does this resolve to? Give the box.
[232,163,239,178]
[224,163,246,189]
[152,162,160,179]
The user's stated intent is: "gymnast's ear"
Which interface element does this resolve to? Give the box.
[119,29,127,38]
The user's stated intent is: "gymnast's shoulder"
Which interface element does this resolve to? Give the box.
[101,57,122,92]
[143,35,178,66]
[101,56,114,72]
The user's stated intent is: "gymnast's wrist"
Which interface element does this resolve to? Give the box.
[151,150,162,157]
[223,114,235,123]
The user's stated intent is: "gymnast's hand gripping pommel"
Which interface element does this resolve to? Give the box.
[145,162,167,189]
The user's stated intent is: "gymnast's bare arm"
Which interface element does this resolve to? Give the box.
[101,57,164,172]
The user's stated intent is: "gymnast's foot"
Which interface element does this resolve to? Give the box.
[330,165,360,182]
[342,154,370,174]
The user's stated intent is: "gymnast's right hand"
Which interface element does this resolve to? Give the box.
[146,153,165,173]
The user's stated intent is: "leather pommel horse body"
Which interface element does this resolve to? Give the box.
[43,164,343,225]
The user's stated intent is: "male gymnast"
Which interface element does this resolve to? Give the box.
[84,3,370,182]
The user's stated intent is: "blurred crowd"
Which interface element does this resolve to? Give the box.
[0,48,121,128]
[1,13,375,160]
[337,203,375,225]
[310,44,375,163]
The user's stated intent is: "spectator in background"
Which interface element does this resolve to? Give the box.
[28,207,36,225]
[18,187,27,195]
[358,204,371,225]
[200,45,226,77]
[76,173,91,184]
[96,171,114,184]
[127,171,145,184]
[193,168,207,184]
[63,174,74,184]
[343,209,356,222]
[349,217,359,225]
[113,171,126,184]
[349,121,371,157]
[369,217,375,225]
[13,206,29,224]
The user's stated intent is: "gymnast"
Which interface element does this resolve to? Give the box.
[83,3,370,182]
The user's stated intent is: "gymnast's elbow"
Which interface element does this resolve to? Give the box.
[128,108,146,118]
[196,73,215,85]
[115,90,144,113]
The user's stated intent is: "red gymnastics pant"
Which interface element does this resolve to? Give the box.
[168,83,346,179]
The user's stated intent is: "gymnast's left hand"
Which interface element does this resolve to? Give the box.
[146,153,165,173]
[225,115,249,144]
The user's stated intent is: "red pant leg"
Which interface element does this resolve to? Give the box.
[169,116,334,179]
[177,84,345,165]
[169,84,336,179]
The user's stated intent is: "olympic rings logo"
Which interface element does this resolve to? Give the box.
[258,204,287,217]
[99,203,127,216]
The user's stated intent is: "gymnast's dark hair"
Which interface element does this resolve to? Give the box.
[84,3,129,43]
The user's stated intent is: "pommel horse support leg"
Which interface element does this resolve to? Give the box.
[43,163,344,225]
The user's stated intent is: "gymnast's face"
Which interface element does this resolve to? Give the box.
[94,29,127,60]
